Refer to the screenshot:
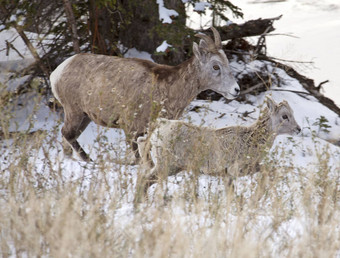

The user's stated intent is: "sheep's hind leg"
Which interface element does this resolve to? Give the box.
[121,132,144,165]
[134,165,158,205]
[62,112,91,161]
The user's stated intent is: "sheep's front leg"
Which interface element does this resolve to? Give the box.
[62,112,91,162]
[124,133,144,165]
[134,165,158,204]
[223,167,235,194]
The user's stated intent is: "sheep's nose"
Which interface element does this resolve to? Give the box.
[296,126,301,134]
[235,87,240,95]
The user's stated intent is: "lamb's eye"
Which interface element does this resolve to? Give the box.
[282,115,288,120]
[213,65,220,71]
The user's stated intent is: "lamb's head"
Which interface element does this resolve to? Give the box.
[266,96,301,135]
[193,27,240,100]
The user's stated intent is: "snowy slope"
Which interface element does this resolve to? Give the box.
[0,28,339,255]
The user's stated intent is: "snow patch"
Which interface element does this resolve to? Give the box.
[9,15,17,23]
[5,91,60,133]
[156,40,172,53]
[194,2,211,12]
[124,48,154,62]
[157,0,179,24]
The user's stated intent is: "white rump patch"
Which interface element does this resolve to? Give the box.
[50,55,77,102]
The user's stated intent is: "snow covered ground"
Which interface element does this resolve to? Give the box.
[1,5,340,254]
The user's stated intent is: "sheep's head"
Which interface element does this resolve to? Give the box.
[193,27,240,100]
[266,96,301,135]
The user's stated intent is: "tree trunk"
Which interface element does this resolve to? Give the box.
[88,0,120,55]
[63,0,80,53]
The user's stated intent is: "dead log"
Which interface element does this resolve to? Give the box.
[200,15,282,40]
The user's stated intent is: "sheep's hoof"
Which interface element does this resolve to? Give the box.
[62,141,73,157]
[77,151,93,162]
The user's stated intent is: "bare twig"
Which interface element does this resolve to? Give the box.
[241,83,314,100]
[0,5,50,78]
[254,26,272,56]
[14,26,50,78]
[266,56,314,64]
[240,82,265,95]
[265,33,299,39]
[316,80,329,91]
[6,40,25,59]
[269,88,312,95]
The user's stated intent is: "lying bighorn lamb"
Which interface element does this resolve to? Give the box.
[50,27,240,161]
[137,97,301,193]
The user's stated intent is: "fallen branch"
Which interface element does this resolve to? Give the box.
[269,89,313,100]
[270,89,311,95]
[240,82,265,95]
[267,56,314,65]
[241,83,313,100]
[213,15,282,40]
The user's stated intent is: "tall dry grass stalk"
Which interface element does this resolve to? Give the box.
[0,95,339,257]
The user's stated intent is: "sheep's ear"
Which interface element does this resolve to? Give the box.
[193,41,207,63]
[266,96,277,112]
[199,39,209,51]
[282,100,288,106]
[193,42,201,59]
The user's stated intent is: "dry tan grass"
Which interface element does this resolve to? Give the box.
[0,96,339,257]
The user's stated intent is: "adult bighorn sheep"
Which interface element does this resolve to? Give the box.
[50,27,240,161]
[137,96,301,194]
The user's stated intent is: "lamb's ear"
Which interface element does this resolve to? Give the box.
[266,96,277,112]
[193,41,207,63]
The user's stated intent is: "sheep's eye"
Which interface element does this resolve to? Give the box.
[282,115,288,120]
[213,65,220,71]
